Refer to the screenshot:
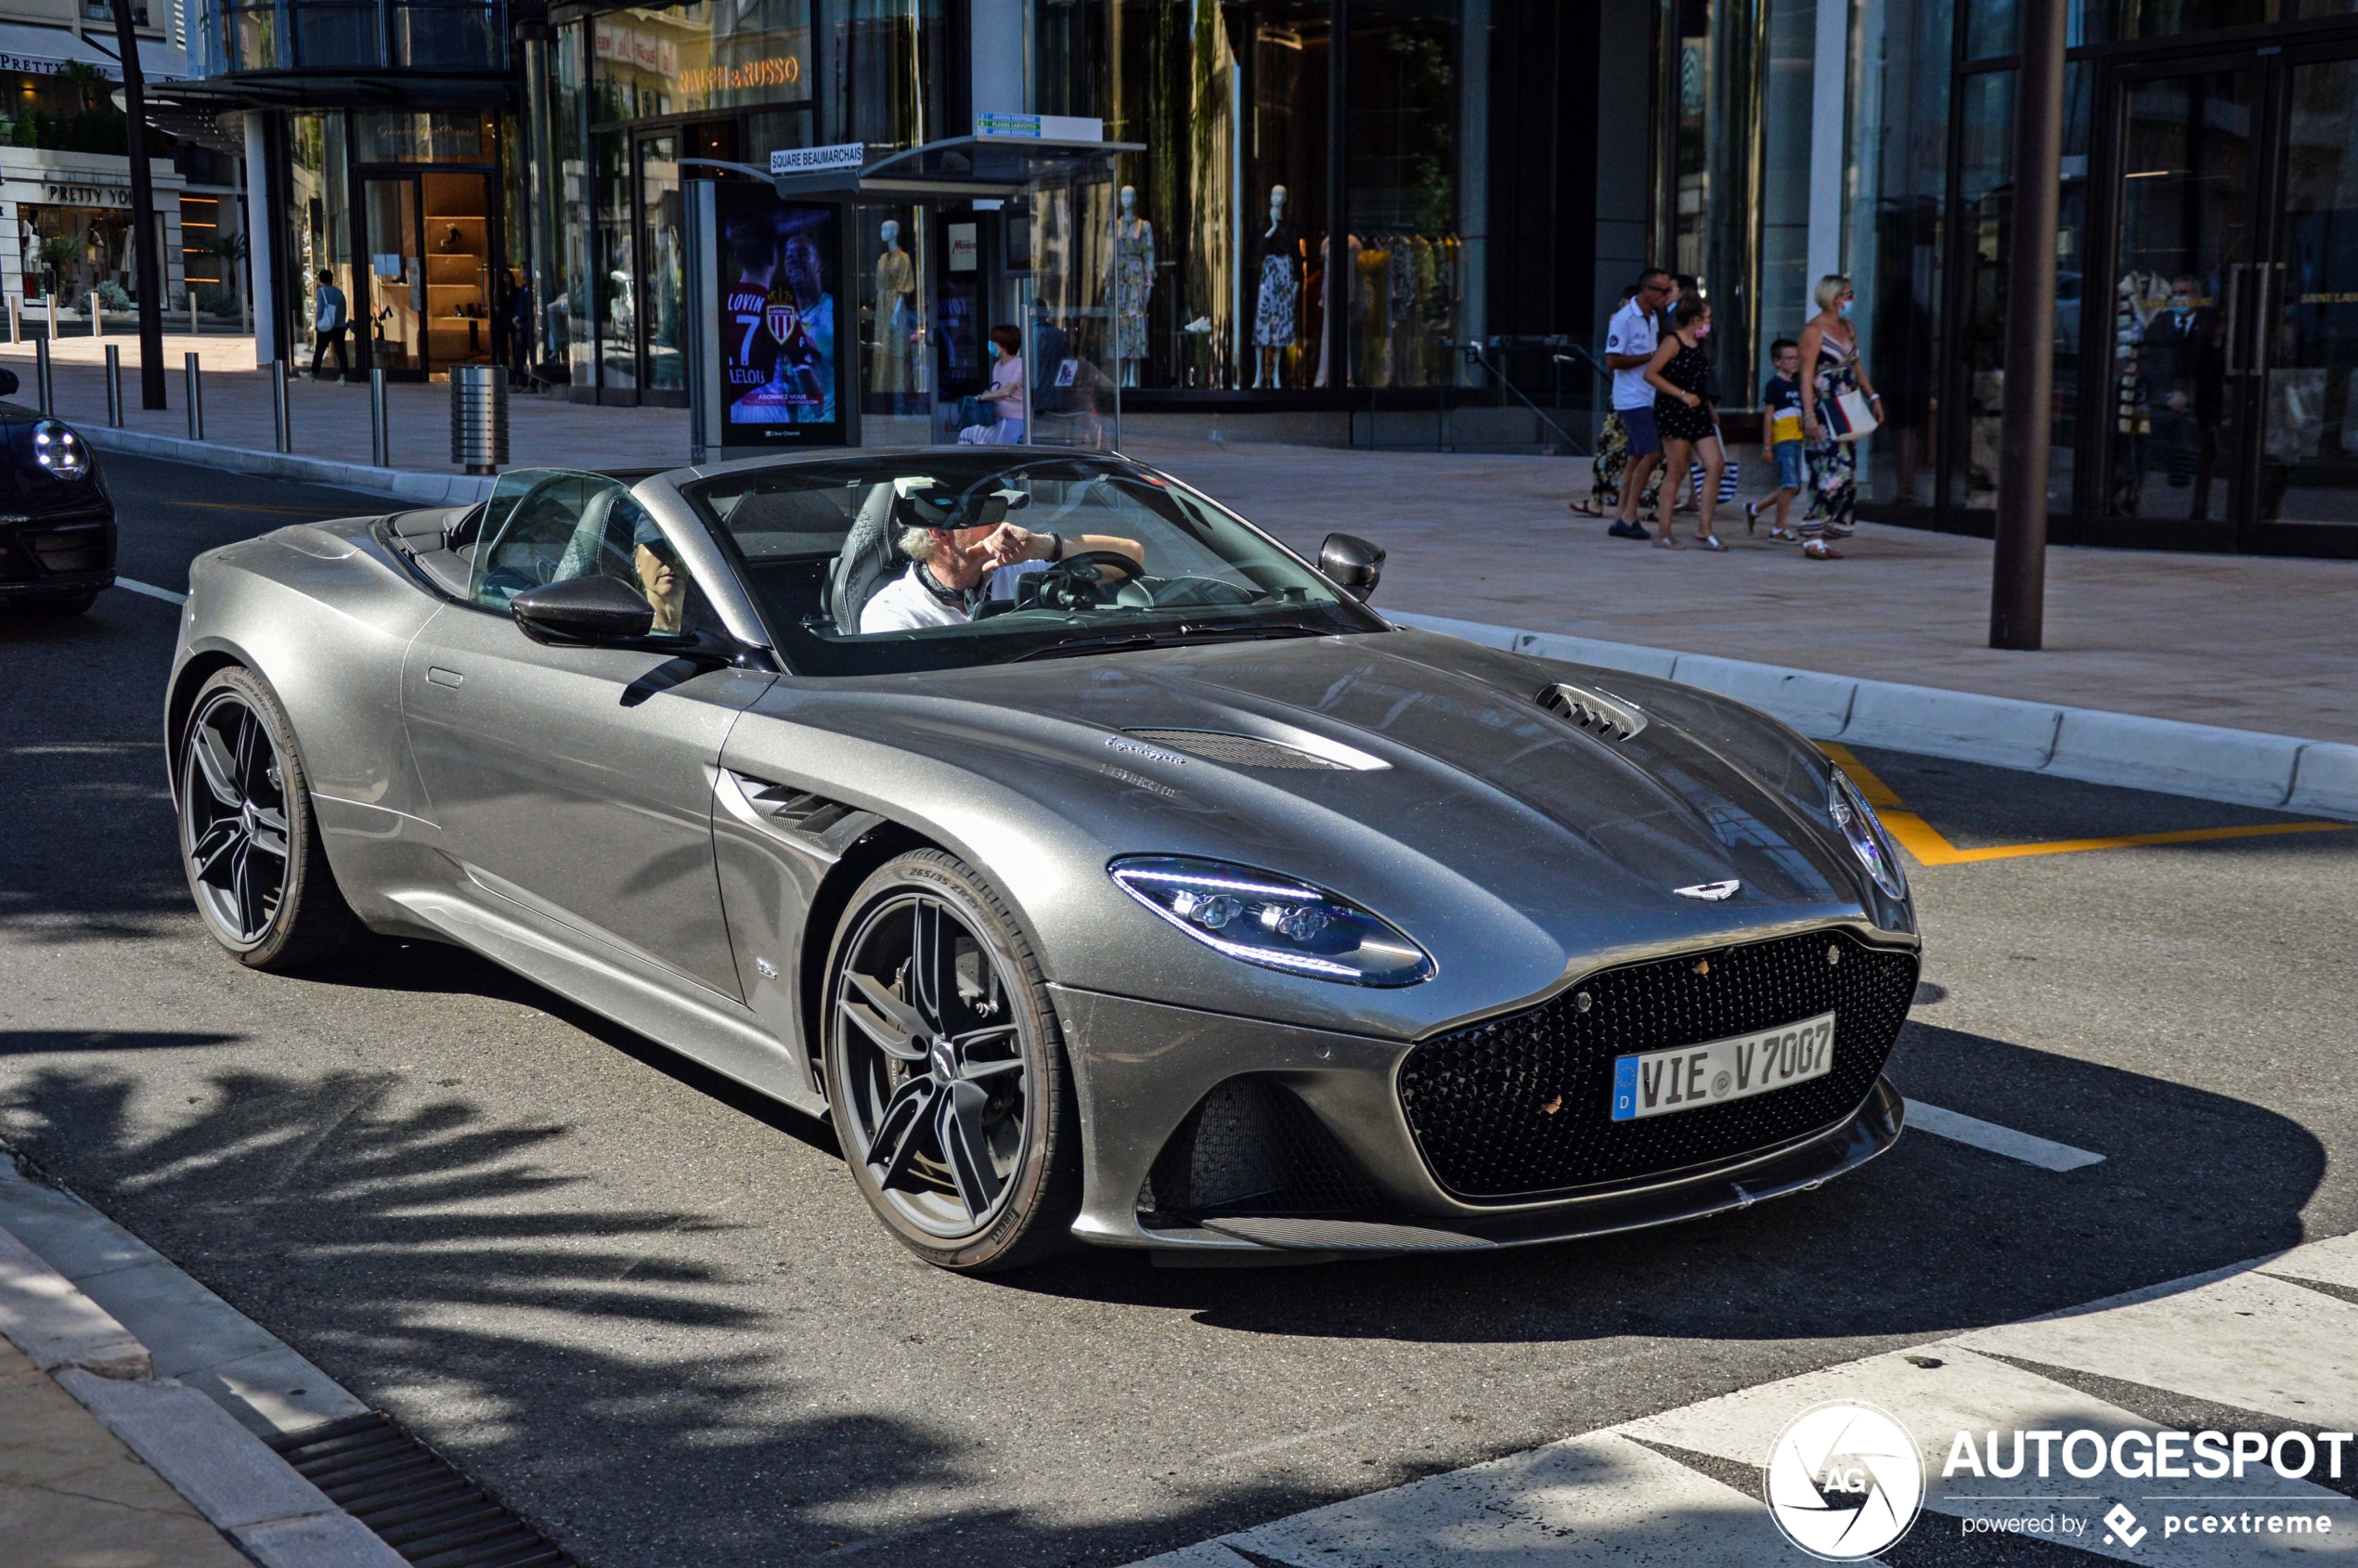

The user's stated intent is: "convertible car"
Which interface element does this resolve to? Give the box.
[0,376,114,616]
[168,449,1919,1272]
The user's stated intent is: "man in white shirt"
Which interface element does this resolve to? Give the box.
[862,513,1144,633]
[1603,269,1676,539]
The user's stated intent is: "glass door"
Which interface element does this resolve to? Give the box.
[421,172,493,372]
[362,175,425,377]
[636,133,686,402]
[2101,62,2262,540]
[2255,52,2358,550]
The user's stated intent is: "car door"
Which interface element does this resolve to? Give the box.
[400,470,772,1000]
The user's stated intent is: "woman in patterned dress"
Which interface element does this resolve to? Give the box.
[1796,273,1885,562]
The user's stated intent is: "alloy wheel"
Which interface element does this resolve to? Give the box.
[181,690,291,947]
[832,892,1030,1238]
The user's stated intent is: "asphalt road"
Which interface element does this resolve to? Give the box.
[4,451,2355,1566]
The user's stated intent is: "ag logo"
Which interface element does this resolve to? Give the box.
[1763,1400,1924,1561]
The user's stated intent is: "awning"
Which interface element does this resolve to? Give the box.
[0,21,188,83]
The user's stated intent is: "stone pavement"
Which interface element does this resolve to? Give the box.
[0,1339,250,1568]
[22,335,2346,747]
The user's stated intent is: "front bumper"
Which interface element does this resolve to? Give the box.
[1050,926,1918,1261]
[0,510,114,599]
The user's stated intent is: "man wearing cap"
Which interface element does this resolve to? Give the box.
[861,486,1140,634]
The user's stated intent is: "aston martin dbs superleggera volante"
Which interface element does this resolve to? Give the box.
[169,449,1919,1272]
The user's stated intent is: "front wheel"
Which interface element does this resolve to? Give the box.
[177,667,364,970]
[821,849,1081,1273]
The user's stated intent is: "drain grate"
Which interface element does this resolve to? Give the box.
[265,1411,574,1568]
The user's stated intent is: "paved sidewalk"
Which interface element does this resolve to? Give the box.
[0,1339,251,1568]
[23,342,2345,747]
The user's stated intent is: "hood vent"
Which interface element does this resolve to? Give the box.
[732,773,863,834]
[1537,682,1649,743]
[1123,729,1353,771]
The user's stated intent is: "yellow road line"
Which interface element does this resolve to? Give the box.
[1817,742,2353,866]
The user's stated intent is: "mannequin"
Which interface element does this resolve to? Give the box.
[1107,184,1155,386]
[1252,185,1297,388]
[870,217,915,400]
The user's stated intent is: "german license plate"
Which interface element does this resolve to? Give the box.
[1609,1011,1836,1121]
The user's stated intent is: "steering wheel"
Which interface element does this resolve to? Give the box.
[1024,549,1146,613]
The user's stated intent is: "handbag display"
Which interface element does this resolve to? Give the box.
[1824,388,1879,444]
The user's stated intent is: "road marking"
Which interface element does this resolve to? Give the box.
[1129,1232,2358,1568]
[1904,1097,2105,1172]
[1208,1420,1365,1466]
[115,577,187,605]
[1822,742,2353,864]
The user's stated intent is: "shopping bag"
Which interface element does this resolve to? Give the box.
[1825,388,1879,444]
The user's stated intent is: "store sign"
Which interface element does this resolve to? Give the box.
[947,223,978,273]
[715,187,844,448]
[592,18,677,77]
[677,56,799,95]
[770,143,863,175]
[41,182,131,208]
[974,111,1104,143]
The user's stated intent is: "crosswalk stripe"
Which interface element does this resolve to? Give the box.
[1127,1237,2358,1567]
[1905,1098,2106,1171]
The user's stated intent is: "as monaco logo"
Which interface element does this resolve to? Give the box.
[766,301,797,345]
[1764,1400,1924,1560]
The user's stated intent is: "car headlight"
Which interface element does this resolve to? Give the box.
[32,420,88,479]
[1109,856,1434,986]
[1828,769,1908,901]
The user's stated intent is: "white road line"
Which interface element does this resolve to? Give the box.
[116,577,188,605]
[1905,1097,2105,1172]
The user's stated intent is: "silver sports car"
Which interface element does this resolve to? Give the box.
[168,449,1920,1272]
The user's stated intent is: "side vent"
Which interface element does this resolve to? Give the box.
[1537,682,1648,743]
[720,771,883,857]
[1123,729,1352,771]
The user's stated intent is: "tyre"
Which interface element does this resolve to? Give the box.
[177,667,365,971]
[821,849,1082,1273]
[14,590,97,616]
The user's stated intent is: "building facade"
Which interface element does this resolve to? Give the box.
[185,0,2357,554]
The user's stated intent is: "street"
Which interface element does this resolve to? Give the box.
[4,453,2355,1566]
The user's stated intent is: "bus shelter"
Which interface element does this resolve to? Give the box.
[682,131,1140,458]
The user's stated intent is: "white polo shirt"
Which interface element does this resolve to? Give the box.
[1604,300,1660,411]
[861,560,1050,633]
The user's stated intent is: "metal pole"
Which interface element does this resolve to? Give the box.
[7,292,19,343]
[93,292,103,339]
[105,343,122,426]
[35,336,51,415]
[369,367,388,467]
[271,358,291,452]
[1990,0,2068,651]
[45,292,56,342]
[190,293,200,338]
[185,352,204,442]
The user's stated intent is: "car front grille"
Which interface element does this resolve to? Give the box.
[1396,929,1918,1201]
[24,521,109,575]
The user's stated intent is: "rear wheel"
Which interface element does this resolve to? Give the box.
[13,590,97,616]
[821,849,1081,1273]
[177,667,364,970]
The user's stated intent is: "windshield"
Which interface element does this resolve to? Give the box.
[682,452,1384,676]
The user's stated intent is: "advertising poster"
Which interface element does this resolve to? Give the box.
[716,187,843,447]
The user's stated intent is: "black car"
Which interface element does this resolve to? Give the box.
[0,374,113,616]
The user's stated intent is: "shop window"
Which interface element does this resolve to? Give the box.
[830,0,948,153]
[592,0,811,123]
[853,202,930,416]
[292,1,380,69]
[1346,0,1464,389]
[284,110,352,364]
[393,1,500,70]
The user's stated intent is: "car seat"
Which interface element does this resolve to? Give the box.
[825,484,901,634]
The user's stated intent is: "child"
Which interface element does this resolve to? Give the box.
[1747,339,1807,539]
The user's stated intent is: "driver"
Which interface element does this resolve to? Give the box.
[861,489,1141,634]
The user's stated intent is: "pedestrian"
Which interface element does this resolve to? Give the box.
[1747,337,1807,538]
[1602,268,1676,539]
[1672,275,1741,515]
[309,269,348,380]
[1797,273,1884,561]
[1574,284,1639,517]
[1643,294,1725,551]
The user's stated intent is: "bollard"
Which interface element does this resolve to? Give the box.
[91,293,102,340]
[35,336,52,415]
[270,358,292,452]
[185,352,204,442]
[45,292,56,342]
[189,294,200,339]
[6,293,18,344]
[369,368,389,467]
[104,344,122,426]
[449,363,508,476]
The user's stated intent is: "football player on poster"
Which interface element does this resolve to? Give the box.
[729,214,836,429]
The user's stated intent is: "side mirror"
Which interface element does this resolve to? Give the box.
[1318,532,1385,601]
[0,369,19,397]
[512,575,654,645]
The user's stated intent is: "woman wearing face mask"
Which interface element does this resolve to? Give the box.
[1642,294,1726,550]
[957,324,1027,445]
[1796,274,1883,560]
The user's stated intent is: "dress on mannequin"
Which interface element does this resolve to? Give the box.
[1252,212,1297,388]
[870,224,915,395]
[1108,189,1155,382]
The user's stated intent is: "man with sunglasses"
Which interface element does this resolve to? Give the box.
[860,481,1141,634]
